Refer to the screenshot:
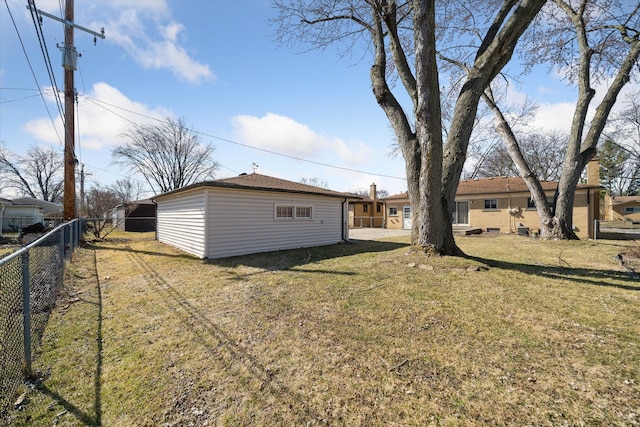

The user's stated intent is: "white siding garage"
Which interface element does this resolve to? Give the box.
[154,173,354,259]
[156,189,207,258]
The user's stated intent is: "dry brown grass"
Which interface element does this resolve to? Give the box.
[8,232,640,426]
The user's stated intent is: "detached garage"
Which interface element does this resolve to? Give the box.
[153,173,354,259]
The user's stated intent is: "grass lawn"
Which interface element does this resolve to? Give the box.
[7,232,640,426]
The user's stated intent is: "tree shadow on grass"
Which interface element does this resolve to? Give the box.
[206,239,409,271]
[84,238,409,267]
[466,254,640,292]
[125,250,332,424]
[85,241,198,261]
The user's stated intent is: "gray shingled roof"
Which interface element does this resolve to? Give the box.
[381,176,600,200]
[154,173,360,200]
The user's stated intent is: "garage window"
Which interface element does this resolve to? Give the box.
[276,206,294,218]
[275,205,313,220]
[296,206,313,219]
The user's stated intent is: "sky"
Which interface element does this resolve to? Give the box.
[1,0,638,200]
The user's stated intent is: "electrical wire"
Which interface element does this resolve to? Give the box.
[3,0,63,146]
[76,91,82,163]
[27,0,66,130]
[82,94,407,181]
[0,92,43,104]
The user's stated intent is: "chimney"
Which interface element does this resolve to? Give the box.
[586,156,600,185]
[370,183,377,201]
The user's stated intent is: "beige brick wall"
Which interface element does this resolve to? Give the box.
[384,189,599,238]
[384,199,409,229]
[351,202,384,227]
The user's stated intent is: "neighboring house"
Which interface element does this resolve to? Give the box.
[113,199,157,232]
[604,195,640,222]
[348,183,384,228]
[0,198,9,237]
[382,159,602,239]
[153,173,358,259]
[1,201,45,233]
[11,197,62,217]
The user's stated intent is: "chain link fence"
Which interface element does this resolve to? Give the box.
[594,220,640,240]
[0,219,83,423]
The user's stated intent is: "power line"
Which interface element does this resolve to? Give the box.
[0,93,43,104]
[3,0,63,146]
[27,0,66,129]
[82,94,407,181]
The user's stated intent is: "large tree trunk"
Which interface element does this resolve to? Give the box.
[371,0,545,255]
[412,0,461,255]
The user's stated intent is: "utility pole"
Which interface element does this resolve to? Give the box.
[27,1,105,220]
[79,163,85,215]
[63,0,75,220]
[78,163,92,216]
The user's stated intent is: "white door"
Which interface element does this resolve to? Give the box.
[402,206,412,229]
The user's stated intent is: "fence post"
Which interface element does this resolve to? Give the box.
[60,225,66,281]
[64,224,70,260]
[72,221,77,252]
[21,251,32,376]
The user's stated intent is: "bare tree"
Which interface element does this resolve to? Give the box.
[273,0,546,255]
[606,90,640,162]
[485,0,640,239]
[113,117,218,194]
[84,185,121,239]
[0,143,63,201]
[350,187,389,198]
[110,178,148,203]
[475,130,567,181]
[300,177,330,189]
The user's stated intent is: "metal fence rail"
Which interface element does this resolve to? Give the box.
[594,220,640,240]
[0,219,83,422]
[350,216,385,228]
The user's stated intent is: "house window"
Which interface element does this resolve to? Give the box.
[484,199,498,210]
[624,207,640,213]
[389,207,398,216]
[528,197,556,212]
[363,205,369,213]
[275,205,313,220]
[376,204,381,213]
[296,206,313,219]
[276,206,294,218]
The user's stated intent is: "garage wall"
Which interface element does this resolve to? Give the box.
[156,189,207,258]
[205,188,346,259]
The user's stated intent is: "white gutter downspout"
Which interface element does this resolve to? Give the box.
[342,198,349,242]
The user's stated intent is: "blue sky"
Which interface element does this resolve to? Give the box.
[1,0,637,199]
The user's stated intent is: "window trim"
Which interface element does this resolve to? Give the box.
[274,204,314,220]
[296,206,313,219]
[483,199,498,210]
[389,206,398,216]
[527,197,536,209]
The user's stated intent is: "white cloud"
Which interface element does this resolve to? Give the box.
[231,113,378,166]
[528,102,576,133]
[84,1,214,84]
[24,82,171,150]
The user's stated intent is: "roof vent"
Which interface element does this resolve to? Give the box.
[239,173,247,176]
